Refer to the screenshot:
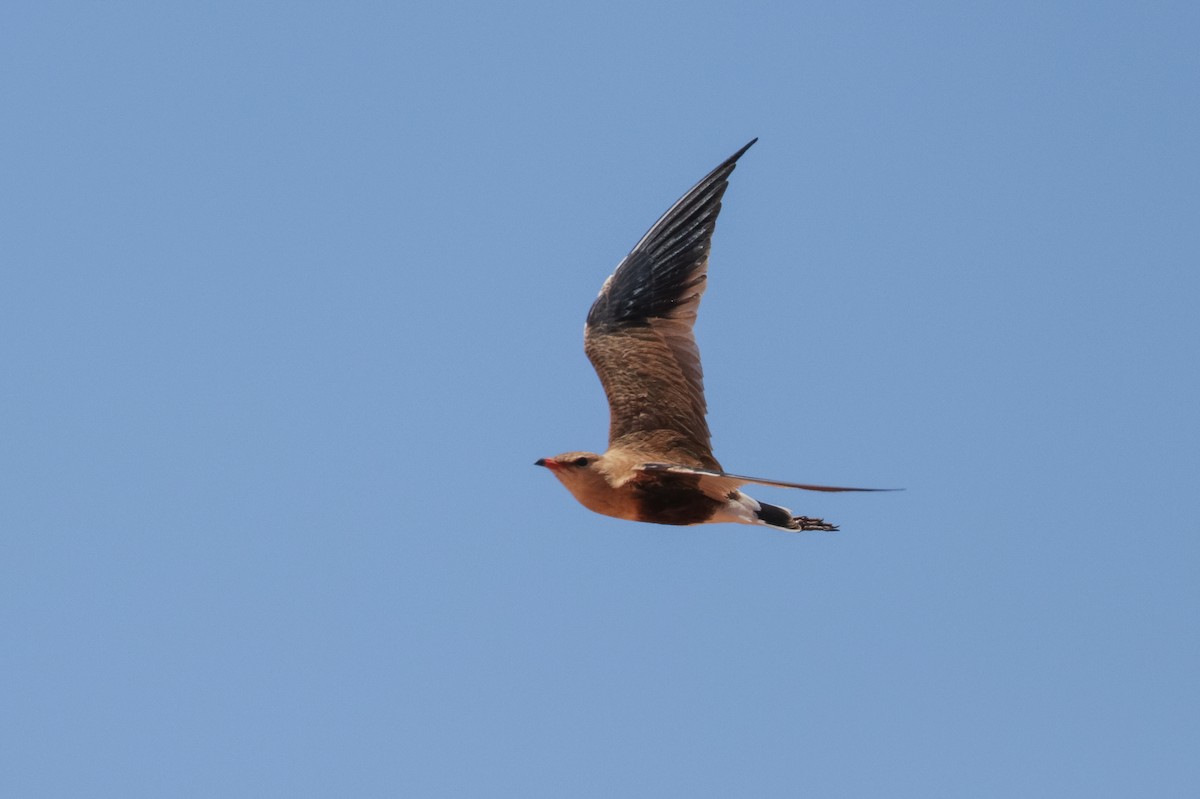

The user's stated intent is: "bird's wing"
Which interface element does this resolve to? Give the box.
[584,139,757,468]
[635,462,900,494]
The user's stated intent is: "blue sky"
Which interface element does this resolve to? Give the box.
[2,2,1197,796]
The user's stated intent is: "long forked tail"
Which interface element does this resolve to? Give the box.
[756,501,838,532]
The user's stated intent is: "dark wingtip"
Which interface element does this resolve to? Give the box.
[810,486,905,493]
[717,138,757,171]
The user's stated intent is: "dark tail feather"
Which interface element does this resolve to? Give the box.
[756,502,839,532]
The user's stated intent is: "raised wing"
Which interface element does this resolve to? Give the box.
[584,139,757,467]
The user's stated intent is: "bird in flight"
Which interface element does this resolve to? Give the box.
[536,139,890,532]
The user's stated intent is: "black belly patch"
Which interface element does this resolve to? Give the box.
[632,473,721,526]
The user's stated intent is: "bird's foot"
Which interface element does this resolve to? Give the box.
[792,516,838,532]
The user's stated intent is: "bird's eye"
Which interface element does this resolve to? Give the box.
[573,457,590,467]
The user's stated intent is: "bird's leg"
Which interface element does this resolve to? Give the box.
[792,516,839,532]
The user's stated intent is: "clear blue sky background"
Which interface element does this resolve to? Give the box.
[3,3,1197,796]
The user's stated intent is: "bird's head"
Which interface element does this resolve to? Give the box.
[535,451,607,491]
[535,451,634,519]
[535,452,600,475]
